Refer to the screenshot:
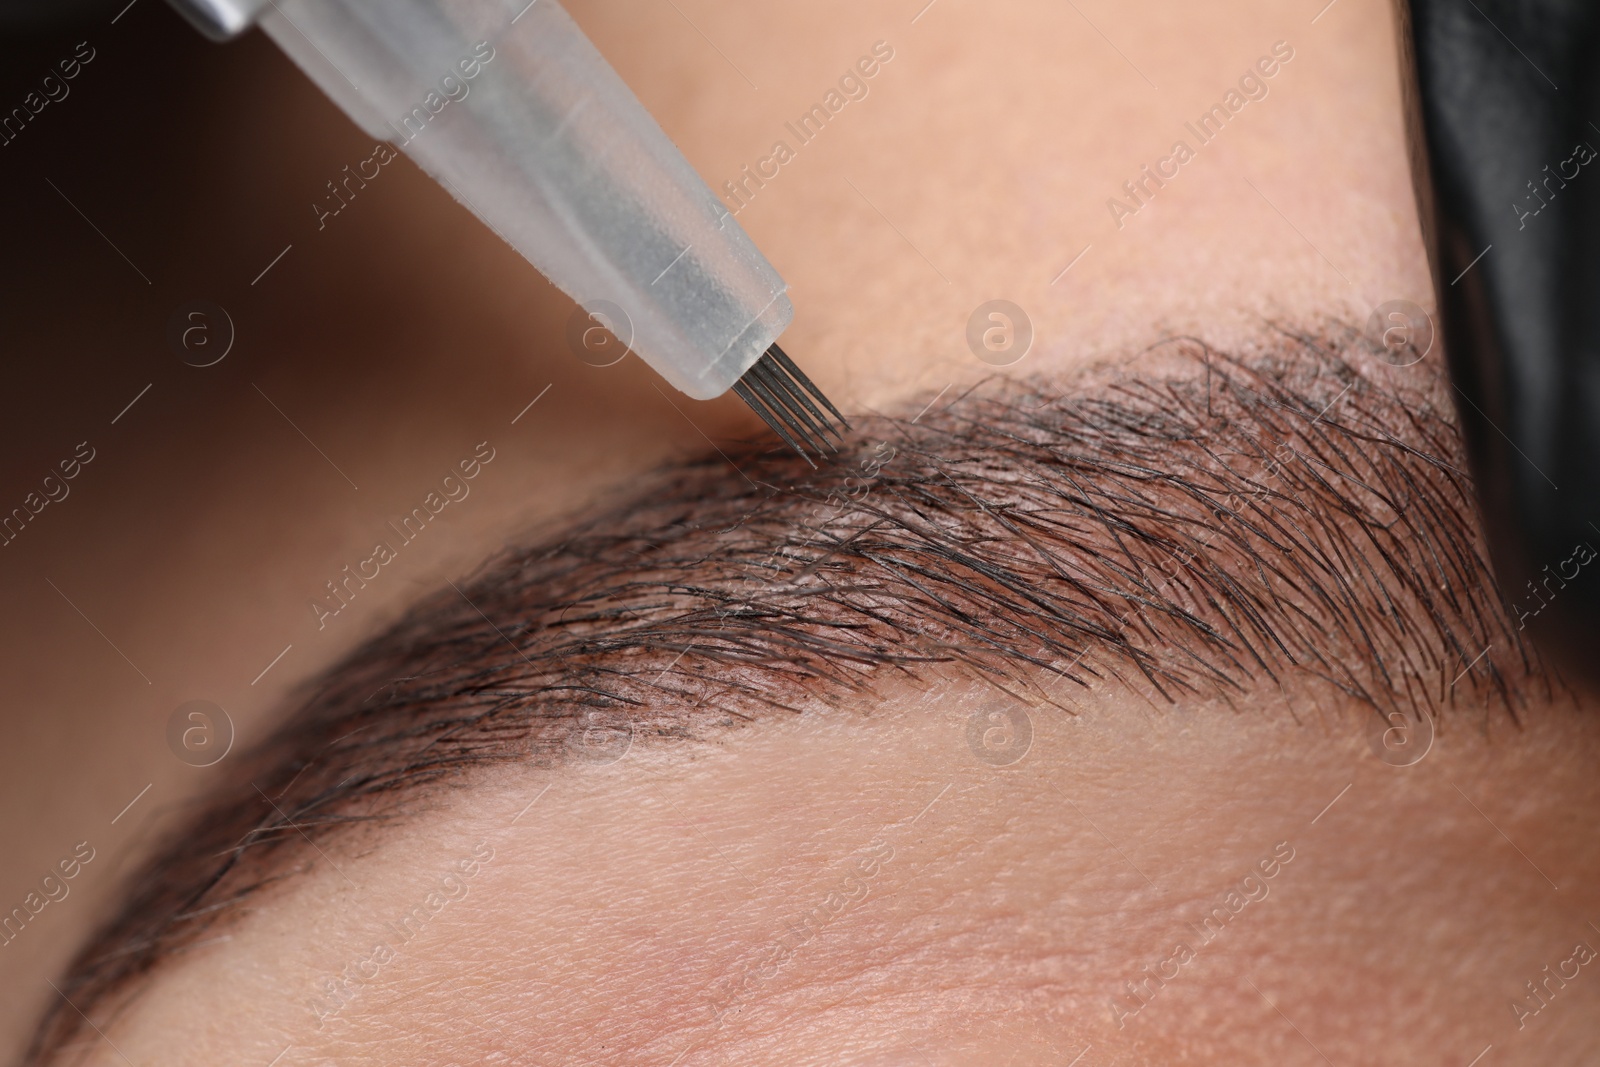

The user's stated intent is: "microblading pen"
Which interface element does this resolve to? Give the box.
[168,0,847,463]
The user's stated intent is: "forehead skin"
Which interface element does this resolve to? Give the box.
[86,682,1600,1065]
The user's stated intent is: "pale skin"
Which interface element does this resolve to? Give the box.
[2,0,1598,1063]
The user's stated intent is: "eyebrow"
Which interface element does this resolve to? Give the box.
[28,325,1550,1063]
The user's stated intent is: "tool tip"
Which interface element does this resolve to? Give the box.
[731,343,849,465]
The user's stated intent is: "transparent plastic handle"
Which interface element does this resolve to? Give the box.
[262,0,790,399]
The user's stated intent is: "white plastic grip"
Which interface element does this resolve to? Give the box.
[260,0,791,399]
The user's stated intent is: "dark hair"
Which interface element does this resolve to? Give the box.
[28,326,1549,1064]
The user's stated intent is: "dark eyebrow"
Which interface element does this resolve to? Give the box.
[29,325,1551,1064]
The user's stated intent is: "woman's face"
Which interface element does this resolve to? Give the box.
[3,0,1599,1064]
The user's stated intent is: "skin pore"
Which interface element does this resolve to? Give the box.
[3,0,1599,1064]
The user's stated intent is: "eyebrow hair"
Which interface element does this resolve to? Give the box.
[29,324,1552,1063]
